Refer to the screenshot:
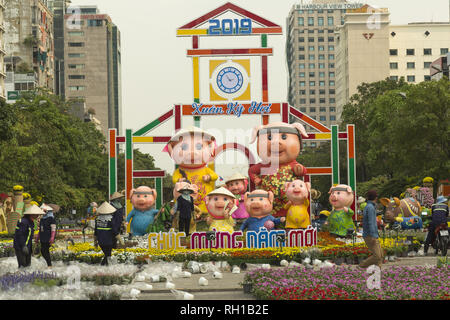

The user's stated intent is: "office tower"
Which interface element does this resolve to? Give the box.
[64,5,122,137]
[286,0,363,146]
[4,0,55,102]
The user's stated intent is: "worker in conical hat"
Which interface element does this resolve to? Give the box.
[94,202,120,266]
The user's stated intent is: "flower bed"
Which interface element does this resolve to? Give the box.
[245,265,450,300]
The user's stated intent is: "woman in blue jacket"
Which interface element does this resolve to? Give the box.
[13,205,44,268]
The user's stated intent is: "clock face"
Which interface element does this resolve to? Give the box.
[216,67,244,94]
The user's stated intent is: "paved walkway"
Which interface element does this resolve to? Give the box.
[132,255,442,300]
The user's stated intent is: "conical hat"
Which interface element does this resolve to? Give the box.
[110,191,125,200]
[169,126,215,142]
[23,204,45,215]
[97,202,117,215]
[40,204,53,211]
[225,172,247,184]
[207,187,235,199]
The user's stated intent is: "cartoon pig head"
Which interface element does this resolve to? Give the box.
[225,173,248,196]
[250,122,308,166]
[130,186,157,212]
[244,189,274,219]
[205,187,236,219]
[164,126,216,169]
[284,179,311,205]
[328,184,354,211]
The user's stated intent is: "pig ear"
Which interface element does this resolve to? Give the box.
[129,189,136,199]
[284,182,290,192]
[268,191,274,204]
[306,182,311,192]
[379,198,390,207]
[152,189,158,199]
[393,197,401,206]
[291,123,308,138]
[250,125,263,144]
[244,192,249,202]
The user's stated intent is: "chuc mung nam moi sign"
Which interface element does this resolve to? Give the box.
[295,2,363,10]
[148,226,318,250]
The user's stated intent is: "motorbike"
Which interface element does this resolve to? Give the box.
[432,217,449,256]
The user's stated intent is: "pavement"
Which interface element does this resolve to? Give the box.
[131,255,443,300]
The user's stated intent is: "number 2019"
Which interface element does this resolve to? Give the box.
[208,18,252,35]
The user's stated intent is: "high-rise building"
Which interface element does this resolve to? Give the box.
[64,5,122,137]
[335,4,450,120]
[4,0,55,101]
[47,0,71,99]
[0,0,6,100]
[286,0,364,145]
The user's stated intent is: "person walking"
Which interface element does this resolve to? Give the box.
[359,189,384,269]
[94,202,120,266]
[36,204,57,267]
[13,204,44,268]
[424,196,449,255]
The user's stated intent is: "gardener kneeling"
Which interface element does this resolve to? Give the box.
[94,202,121,266]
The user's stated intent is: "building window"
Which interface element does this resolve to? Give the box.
[390,62,398,69]
[310,107,316,112]
[309,63,315,69]
[299,72,305,77]
[299,90,306,95]
[329,98,336,103]
[310,98,316,103]
[319,54,325,60]
[407,75,415,82]
[320,107,326,112]
[68,75,85,79]
[68,64,85,69]
[407,62,415,69]
[69,86,85,91]
[308,46,315,51]
[300,98,306,104]
[319,89,326,95]
[319,98,326,104]
[330,107,336,112]
[298,17,304,26]
[300,107,307,112]
[318,37,324,42]
[329,89,335,95]
[423,48,432,55]
[308,37,315,42]
[320,116,326,122]
[308,17,314,26]
[389,49,398,56]
[328,37,334,42]
[68,53,85,58]
[310,89,316,95]
[318,17,324,26]
[88,19,103,27]
[329,54,335,60]
[68,31,84,36]
[68,42,84,47]
[309,81,316,86]
[406,49,415,56]
[327,16,334,26]
[299,37,305,42]
[319,63,325,69]
[299,63,305,69]
[299,54,305,60]
[424,62,432,68]
[318,45,325,51]
[424,75,431,81]
[309,72,315,77]
[328,45,334,51]
[299,46,305,51]
[329,72,335,78]
[329,80,335,86]
[309,54,315,60]
[330,115,336,121]
[390,76,398,81]
[329,63,335,68]
[441,48,449,54]
[300,81,306,87]
[319,72,325,77]
[319,81,325,86]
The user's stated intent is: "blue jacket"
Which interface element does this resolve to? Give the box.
[431,203,449,225]
[95,213,121,246]
[240,215,281,233]
[362,201,378,238]
[13,216,35,250]
[126,208,158,236]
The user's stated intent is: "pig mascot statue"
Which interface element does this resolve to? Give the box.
[126,186,159,236]
[225,172,249,226]
[205,187,237,233]
[240,190,285,232]
[249,122,308,218]
[164,126,218,214]
[324,184,356,237]
[284,179,311,229]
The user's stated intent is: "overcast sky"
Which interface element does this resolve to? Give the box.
[70,0,450,178]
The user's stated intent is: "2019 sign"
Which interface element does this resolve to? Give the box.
[208,18,252,35]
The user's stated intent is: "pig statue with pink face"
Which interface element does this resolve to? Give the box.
[205,187,237,234]
[240,190,285,232]
[248,122,308,218]
[284,179,311,229]
[126,186,159,236]
[324,184,355,237]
